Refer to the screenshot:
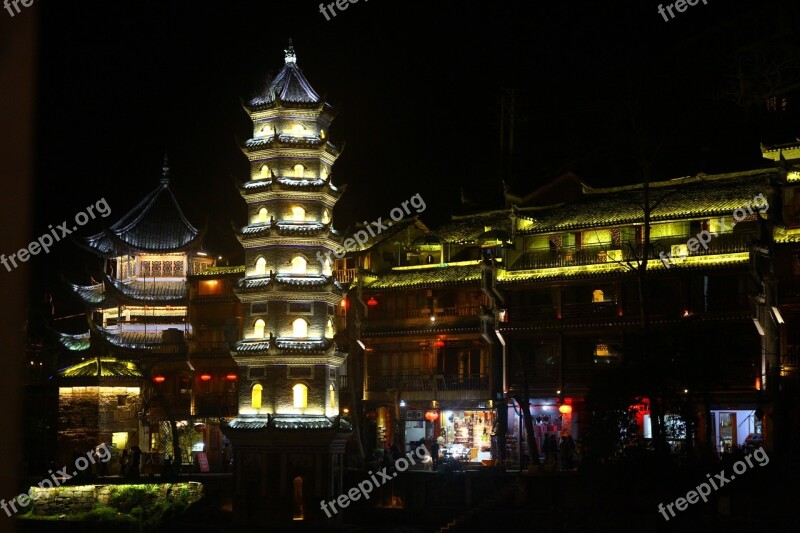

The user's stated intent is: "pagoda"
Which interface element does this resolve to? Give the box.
[54,160,214,467]
[221,41,351,525]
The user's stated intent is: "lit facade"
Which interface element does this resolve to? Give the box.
[221,42,351,525]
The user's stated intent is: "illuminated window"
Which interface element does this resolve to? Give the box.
[322,257,332,276]
[592,290,605,303]
[259,164,269,180]
[292,206,305,222]
[258,208,268,223]
[291,256,307,274]
[329,383,335,409]
[293,383,308,408]
[255,257,267,276]
[583,230,612,246]
[320,129,325,139]
[251,384,263,409]
[325,318,334,339]
[294,164,305,178]
[320,167,328,180]
[254,319,266,338]
[322,209,330,224]
[292,124,305,136]
[292,318,308,338]
[198,280,222,296]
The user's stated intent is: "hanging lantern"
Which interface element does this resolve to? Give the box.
[200,373,212,381]
[434,340,446,348]
[425,410,440,422]
[226,373,238,381]
[558,404,572,414]
[153,375,166,384]
[340,298,349,310]
[367,297,378,307]
[365,410,378,421]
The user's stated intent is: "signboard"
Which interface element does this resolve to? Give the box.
[406,409,423,420]
[196,452,210,473]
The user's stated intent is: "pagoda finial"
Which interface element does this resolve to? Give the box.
[284,38,297,65]
[161,154,170,184]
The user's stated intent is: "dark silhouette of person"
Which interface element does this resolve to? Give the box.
[129,446,141,478]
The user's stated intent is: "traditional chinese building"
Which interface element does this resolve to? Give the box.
[221,42,351,525]
[54,161,238,471]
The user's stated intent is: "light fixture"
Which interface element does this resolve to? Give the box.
[430,315,436,322]
[153,375,166,384]
[425,410,439,422]
[356,340,366,350]
[367,297,378,307]
[342,408,350,415]
[434,340,445,348]
[558,404,572,415]
[400,400,406,407]
[200,373,211,381]
[226,373,238,381]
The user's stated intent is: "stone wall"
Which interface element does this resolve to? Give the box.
[27,482,203,517]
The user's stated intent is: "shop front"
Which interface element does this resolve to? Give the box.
[710,407,760,453]
[506,398,580,465]
[439,409,494,462]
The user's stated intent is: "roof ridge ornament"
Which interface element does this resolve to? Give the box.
[285,38,297,65]
[161,154,170,185]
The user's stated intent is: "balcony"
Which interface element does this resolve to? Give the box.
[369,305,481,321]
[510,233,754,271]
[334,268,357,285]
[364,373,489,402]
[191,341,231,355]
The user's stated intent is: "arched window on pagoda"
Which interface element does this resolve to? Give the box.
[293,383,308,409]
[292,206,305,222]
[329,383,336,409]
[292,318,308,338]
[255,257,267,276]
[322,209,330,224]
[251,383,263,409]
[258,208,268,224]
[259,164,269,180]
[320,166,328,180]
[291,256,307,274]
[325,318,334,339]
[254,319,266,338]
[294,164,305,178]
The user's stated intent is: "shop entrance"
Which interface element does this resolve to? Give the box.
[441,410,494,463]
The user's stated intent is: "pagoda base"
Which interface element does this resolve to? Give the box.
[221,416,351,528]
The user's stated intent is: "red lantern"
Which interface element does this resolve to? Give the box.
[200,373,211,381]
[425,410,439,422]
[434,340,445,348]
[365,410,378,421]
[367,297,378,307]
[153,375,166,384]
[226,373,238,381]
[558,404,572,414]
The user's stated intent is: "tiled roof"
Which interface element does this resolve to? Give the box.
[435,210,512,244]
[515,170,777,235]
[246,44,321,106]
[93,326,187,354]
[69,282,106,306]
[226,416,350,431]
[54,331,91,352]
[190,265,246,278]
[233,338,333,355]
[775,227,800,244]
[81,180,202,256]
[236,274,342,292]
[365,263,483,290]
[497,253,750,284]
[57,358,142,379]
[106,276,187,303]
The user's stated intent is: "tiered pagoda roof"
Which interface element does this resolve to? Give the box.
[245,41,322,108]
[79,177,203,258]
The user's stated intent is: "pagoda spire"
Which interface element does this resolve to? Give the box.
[161,154,170,185]
[284,38,296,65]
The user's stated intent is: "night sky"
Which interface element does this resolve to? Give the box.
[25,0,800,322]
